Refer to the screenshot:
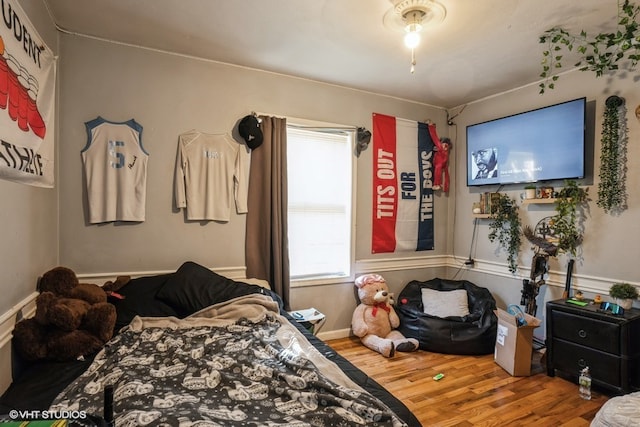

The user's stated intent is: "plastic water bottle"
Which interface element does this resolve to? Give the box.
[579,367,591,400]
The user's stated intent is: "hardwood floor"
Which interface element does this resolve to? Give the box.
[327,337,610,426]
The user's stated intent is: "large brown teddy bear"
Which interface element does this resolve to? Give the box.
[12,266,127,362]
[352,274,418,358]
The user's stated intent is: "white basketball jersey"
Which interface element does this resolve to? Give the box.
[174,130,249,221]
[82,117,148,224]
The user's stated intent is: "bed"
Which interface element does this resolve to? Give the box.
[0,261,420,426]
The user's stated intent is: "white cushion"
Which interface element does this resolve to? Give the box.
[421,288,470,318]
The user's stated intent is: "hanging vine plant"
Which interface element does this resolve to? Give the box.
[551,180,589,256]
[538,0,640,93]
[488,193,522,273]
[597,96,628,213]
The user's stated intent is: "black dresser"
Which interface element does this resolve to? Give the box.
[546,299,640,394]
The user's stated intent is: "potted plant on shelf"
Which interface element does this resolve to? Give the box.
[609,282,639,309]
[488,193,522,273]
[524,184,537,200]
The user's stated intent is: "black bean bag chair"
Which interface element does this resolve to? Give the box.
[396,278,498,355]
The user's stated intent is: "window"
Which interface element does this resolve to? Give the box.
[287,121,355,284]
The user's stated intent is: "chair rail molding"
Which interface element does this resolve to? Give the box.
[76,266,247,286]
[452,256,629,296]
[355,255,451,274]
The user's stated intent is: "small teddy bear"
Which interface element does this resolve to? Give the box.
[351,274,418,357]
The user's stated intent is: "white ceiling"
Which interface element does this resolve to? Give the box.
[43,0,619,109]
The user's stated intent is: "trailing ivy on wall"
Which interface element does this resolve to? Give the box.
[522,181,589,259]
[488,193,522,273]
[552,180,589,256]
[598,96,628,213]
[538,0,640,93]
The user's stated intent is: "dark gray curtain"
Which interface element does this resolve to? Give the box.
[245,116,290,310]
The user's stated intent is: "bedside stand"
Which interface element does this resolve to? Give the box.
[546,299,640,394]
[288,308,326,335]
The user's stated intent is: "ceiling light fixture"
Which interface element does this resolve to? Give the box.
[383,0,446,74]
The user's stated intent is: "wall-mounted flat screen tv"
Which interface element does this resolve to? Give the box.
[466,97,586,187]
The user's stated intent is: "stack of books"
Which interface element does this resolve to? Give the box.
[478,192,501,215]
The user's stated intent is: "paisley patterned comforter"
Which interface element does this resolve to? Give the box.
[51,294,406,426]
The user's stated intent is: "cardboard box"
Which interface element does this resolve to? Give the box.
[494,308,541,376]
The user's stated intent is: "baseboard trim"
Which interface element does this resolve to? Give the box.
[317,328,351,341]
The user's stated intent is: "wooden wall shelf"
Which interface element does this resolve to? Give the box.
[522,198,557,206]
[473,198,558,217]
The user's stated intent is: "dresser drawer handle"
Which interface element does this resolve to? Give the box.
[578,329,587,338]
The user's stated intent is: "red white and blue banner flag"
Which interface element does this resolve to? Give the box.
[372,113,434,253]
[0,0,56,187]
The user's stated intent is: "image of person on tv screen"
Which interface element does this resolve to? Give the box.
[472,147,498,180]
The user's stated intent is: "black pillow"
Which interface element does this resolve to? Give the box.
[111,273,180,331]
[155,261,269,316]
